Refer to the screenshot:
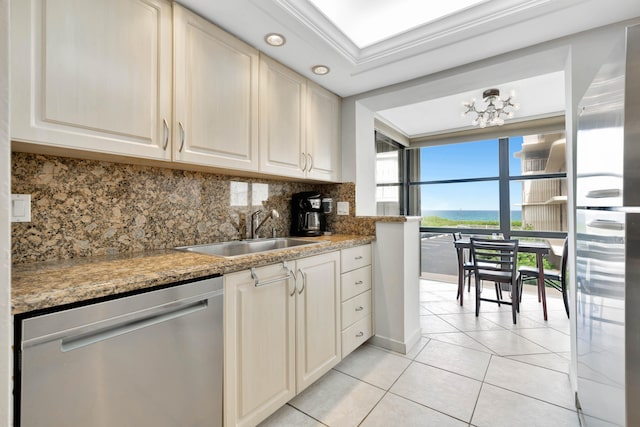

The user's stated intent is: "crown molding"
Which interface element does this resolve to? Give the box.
[274,0,583,67]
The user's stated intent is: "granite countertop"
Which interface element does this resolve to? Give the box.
[11,234,374,315]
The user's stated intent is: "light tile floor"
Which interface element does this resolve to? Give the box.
[259,279,578,427]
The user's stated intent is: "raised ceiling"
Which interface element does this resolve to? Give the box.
[178,0,640,135]
[306,0,487,49]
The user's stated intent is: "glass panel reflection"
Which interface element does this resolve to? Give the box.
[510,179,568,232]
[510,132,566,176]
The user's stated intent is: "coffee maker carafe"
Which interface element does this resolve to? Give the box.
[291,191,323,237]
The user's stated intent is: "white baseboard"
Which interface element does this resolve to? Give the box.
[370,327,422,355]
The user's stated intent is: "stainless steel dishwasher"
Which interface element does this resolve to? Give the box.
[16,275,223,427]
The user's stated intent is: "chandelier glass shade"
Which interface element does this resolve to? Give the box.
[463,88,520,128]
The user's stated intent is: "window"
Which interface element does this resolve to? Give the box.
[411,131,566,237]
[411,138,502,229]
[421,181,500,229]
[420,139,498,181]
[375,131,405,215]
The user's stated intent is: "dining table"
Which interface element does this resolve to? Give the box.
[453,238,551,320]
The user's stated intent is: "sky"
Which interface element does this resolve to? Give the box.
[419,137,524,211]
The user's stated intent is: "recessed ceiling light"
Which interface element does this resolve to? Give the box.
[312,65,330,75]
[264,33,286,47]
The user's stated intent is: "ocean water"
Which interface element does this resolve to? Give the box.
[423,210,522,222]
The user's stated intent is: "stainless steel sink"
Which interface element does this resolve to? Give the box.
[176,237,321,258]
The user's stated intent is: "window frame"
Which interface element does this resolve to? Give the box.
[375,131,408,216]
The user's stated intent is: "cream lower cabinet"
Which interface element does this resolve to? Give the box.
[225,251,341,427]
[11,0,173,160]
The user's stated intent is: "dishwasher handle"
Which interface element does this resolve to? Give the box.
[60,299,208,352]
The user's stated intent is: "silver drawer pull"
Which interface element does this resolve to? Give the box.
[354,256,363,260]
[355,306,364,312]
[356,332,364,338]
[355,280,364,285]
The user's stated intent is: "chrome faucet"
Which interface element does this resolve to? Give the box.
[251,209,279,239]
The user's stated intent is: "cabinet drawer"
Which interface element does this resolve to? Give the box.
[341,266,371,301]
[341,290,371,330]
[341,245,371,273]
[341,315,372,358]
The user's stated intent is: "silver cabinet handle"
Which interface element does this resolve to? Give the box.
[162,119,169,150]
[298,269,306,294]
[307,154,313,172]
[354,256,363,260]
[301,153,307,172]
[355,280,364,285]
[356,331,364,338]
[355,306,364,312]
[178,122,185,152]
[285,263,297,297]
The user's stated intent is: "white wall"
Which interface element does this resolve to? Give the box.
[0,0,12,424]
[341,98,376,216]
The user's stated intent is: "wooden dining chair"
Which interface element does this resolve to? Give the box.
[518,238,569,318]
[470,238,520,324]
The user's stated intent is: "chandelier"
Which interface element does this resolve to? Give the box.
[463,88,519,128]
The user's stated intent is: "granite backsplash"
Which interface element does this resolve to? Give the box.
[11,152,364,264]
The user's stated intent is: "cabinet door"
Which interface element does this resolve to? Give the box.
[173,4,259,171]
[295,252,341,392]
[258,55,306,178]
[11,0,172,160]
[305,81,342,182]
[224,263,296,427]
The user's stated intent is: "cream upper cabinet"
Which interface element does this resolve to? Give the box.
[259,56,342,182]
[224,262,296,427]
[306,81,342,182]
[295,251,341,391]
[11,0,173,160]
[258,55,306,178]
[173,4,259,171]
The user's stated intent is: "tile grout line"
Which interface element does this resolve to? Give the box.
[480,381,579,414]
[354,353,417,427]
[468,351,496,425]
[283,403,330,426]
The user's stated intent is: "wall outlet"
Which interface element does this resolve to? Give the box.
[337,201,349,215]
[11,194,31,222]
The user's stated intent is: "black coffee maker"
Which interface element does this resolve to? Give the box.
[291,191,324,236]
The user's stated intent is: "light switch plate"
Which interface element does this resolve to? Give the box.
[337,201,349,215]
[11,194,31,222]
